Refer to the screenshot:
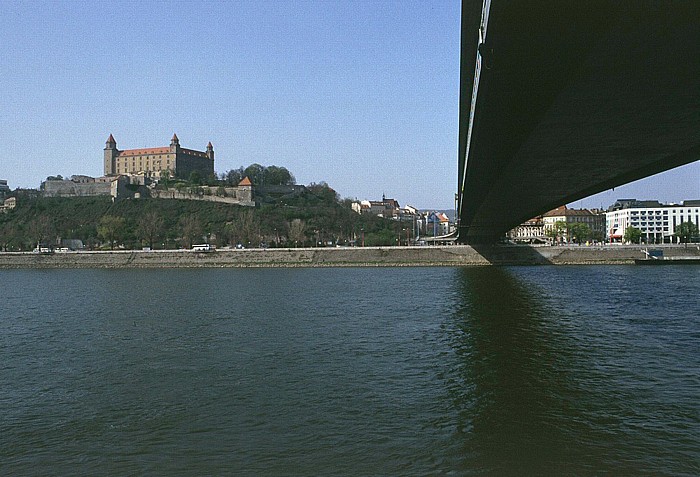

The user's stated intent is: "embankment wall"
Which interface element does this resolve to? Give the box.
[1,245,698,269]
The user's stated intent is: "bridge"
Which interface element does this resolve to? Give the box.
[457,1,700,243]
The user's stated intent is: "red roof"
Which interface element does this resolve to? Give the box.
[118,147,170,157]
[238,177,252,186]
[543,205,594,217]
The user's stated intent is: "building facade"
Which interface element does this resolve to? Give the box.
[0,180,10,199]
[104,134,214,179]
[606,199,700,243]
[542,205,606,242]
[508,216,546,243]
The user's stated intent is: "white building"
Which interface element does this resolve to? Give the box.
[606,199,700,243]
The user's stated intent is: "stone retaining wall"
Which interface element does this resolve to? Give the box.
[1,245,698,269]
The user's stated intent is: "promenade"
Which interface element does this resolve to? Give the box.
[1,245,698,268]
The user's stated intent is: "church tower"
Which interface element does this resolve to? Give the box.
[104,134,117,175]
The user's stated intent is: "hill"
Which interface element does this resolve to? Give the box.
[0,190,405,251]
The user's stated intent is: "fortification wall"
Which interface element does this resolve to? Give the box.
[42,180,112,198]
[150,187,254,206]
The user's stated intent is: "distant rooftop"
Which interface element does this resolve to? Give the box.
[608,198,700,211]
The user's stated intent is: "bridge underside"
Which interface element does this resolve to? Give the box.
[458,1,700,243]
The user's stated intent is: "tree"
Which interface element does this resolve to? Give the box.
[0,222,18,251]
[546,220,567,244]
[567,222,591,244]
[160,169,172,189]
[189,171,202,185]
[623,226,642,244]
[243,164,266,186]
[179,214,202,248]
[675,221,699,246]
[137,211,164,249]
[288,219,306,247]
[222,167,244,186]
[307,182,339,204]
[28,215,55,248]
[265,165,295,186]
[97,215,125,249]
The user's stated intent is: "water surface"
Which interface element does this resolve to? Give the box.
[1,266,698,475]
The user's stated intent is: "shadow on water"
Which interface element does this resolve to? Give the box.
[444,267,607,475]
[470,244,552,265]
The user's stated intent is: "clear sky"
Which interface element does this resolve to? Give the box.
[0,1,697,210]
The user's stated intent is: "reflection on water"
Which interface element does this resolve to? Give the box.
[445,266,700,476]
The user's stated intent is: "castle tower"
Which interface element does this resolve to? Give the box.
[206,141,214,162]
[170,133,180,153]
[104,134,117,175]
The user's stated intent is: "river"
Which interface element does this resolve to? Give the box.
[1,266,698,475]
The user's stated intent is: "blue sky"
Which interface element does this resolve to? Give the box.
[0,0,697,209]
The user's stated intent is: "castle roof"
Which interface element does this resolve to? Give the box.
[238,177,252,186]
[171,133,179,142]
[207,141,213,148]
[107,134,116,143]
[118,147,171,157]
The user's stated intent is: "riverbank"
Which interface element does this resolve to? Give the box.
[1,244,699,268]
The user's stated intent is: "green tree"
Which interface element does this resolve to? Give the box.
[222,167,244,186]
[264,165,295,186]
[567,222,591,244]
[623,226,642,244]
[189,171,202,185]
[546,220,567,244]
[307,182,339,204]
[97,215,126,249]
[244,164,266,186]
[675,221,699,246]
[160,169,172,189]
[137,210,164,249]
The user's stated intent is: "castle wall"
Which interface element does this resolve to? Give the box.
[150,187,254,206]
[175,152,214,179]
[43,180,112,198]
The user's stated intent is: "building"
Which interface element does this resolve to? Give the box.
[425,211,451,236]
[508,216,546,243]
[606,199,700,243]
[104,134,214,179]
[0,196,16,213]
[0,180,10,199]
[352,194,401,218]
[542,205,605,242]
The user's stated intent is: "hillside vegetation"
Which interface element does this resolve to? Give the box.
[0,189,405,251]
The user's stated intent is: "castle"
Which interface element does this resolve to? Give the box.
[104,134,214,179]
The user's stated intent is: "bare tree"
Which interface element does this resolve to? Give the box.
[287,219,305,247]
[0,222,18,251]
[137,210,164,249]
[28,215,55,248]
[179,215,202,249]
